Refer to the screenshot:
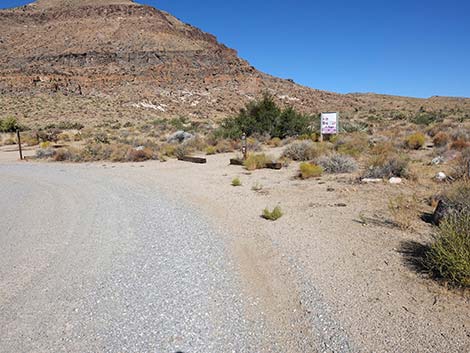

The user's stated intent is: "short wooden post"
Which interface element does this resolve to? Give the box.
[16,130,23,160]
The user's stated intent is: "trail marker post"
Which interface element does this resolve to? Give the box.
[241,133,247,160]
[16,130,23,160]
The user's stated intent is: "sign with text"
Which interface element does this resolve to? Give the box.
[321,112,339,135]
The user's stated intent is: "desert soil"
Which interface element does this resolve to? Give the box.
[0,150,469,352]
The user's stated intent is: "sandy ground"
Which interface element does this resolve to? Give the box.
[1,148,469,352]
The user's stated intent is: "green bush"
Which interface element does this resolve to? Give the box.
[424,213,470,287]
[231,177,242,186]
[262,206,283,221]
[216,94,316,139]
[205,146,217,155]
[0,117,19,132]
[299,162,323,179]
[411,111,444,125]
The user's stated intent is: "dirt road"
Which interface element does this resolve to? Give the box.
[0,163,289,352]
[1,158,469,353]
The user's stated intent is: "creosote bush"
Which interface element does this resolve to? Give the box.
[405,132,426,150]
[216,94,315,139]
[424,213,470,287]
[262,206,283,221]
[299,162,323,179]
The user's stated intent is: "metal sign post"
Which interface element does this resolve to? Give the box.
[241,133,247,160]
[16,130,23,160]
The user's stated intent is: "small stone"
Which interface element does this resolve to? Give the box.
[431,156,445,165]
[435,172,447,182]
[389,177,402,184]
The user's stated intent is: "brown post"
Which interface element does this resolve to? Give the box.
[16,130,23,160]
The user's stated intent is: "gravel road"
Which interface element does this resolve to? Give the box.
[0,163,269,353]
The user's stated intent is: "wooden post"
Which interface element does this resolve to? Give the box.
[16,130,23,160]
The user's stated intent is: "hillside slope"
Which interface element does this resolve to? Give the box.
[0,0,469,126]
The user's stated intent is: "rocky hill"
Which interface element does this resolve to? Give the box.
[1,0,469,126]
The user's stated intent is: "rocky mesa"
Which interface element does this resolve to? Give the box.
[0,0,469,125]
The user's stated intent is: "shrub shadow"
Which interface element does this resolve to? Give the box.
[397,240,430,274]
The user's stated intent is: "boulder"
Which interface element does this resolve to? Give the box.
[167,131,193,143]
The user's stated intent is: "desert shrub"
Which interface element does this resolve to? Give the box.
[247,137,262,152]
[299,162,323,179]
[183,135,207,151]
[438,181,470,216]
[364,153,409,179]
[262,206,283,221]
[215,139,235,153]
[109,144,130,162]
[37,129,62,143]
[126,147,154,162]
[252,182,263,191]
[0,117,19,132]
[405,132,426,150]
[388,194,419,230]
[432,132,449,147]
[36,147,55,159]
[424,213,470,287]
[21,132,39,146]
[244,153,271,170]
[411,111,444,125]
[1,135,15,145]
[282,141,322,161]
[341,121,371,133]
[334,132,369,157]
[57,133,71,142]
[205,146,216,155]
[161,144,176,157]
[269,137,282,147]
[451,148,470,179]
[316,154,358,173]
[39,141,51,149]
[231,177,242,186]
[175,144,192,159]
[53,148,72,162]
[450,139,470,151]
[94,132,110,144]
[216,94,315,139]
[44,121,84,130]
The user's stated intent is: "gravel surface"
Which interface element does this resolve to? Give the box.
[0,163,270,353]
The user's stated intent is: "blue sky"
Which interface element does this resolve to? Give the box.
[2,0,470,98]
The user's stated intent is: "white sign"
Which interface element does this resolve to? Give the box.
[321,112,339,135]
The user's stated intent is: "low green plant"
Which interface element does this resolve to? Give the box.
[299,162,323,179]
[0,117,19,132]
[251,182,263,191]
[262,206,283,221]
[424,213,470,287]
[231,177,242,186]
[205,146,217,155]
[405,132,426,150]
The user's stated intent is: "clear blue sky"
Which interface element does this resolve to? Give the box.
[2,0,470,98]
